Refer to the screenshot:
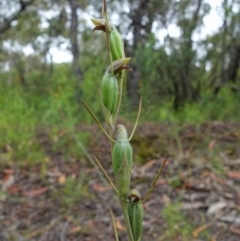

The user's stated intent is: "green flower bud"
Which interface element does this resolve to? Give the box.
[127,189,144,241]
[112,125,132,177]
[109,26,125,60]
[91,18,125,60]
[101,72,118,115]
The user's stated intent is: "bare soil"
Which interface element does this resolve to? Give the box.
[0,121,240,241]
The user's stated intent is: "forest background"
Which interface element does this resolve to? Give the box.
[0,0,240,240]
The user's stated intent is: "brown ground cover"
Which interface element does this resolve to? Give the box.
[0,121,240,241]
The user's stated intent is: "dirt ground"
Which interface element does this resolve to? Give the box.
[0,121,240,241]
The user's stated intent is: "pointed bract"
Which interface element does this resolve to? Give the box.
[106,58,132,74]
[112,125,133,176]
[91,18,108,28]
[116,152,131,197]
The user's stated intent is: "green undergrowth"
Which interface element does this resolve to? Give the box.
[0,65,91,167]
[161,201,212,240]
[161,202,196,240]
[0,86,42,166]
[1,65,239,168]
[140,87,240,124]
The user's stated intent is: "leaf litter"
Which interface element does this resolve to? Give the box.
[0,121,239,241]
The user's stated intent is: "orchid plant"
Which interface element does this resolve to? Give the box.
[82,1,166,240]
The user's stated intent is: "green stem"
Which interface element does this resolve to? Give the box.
[129,96,142,141]
[81,100,115,143]
[102,0,113,74]
[100,4,133,240]
[104,14,114,74]
[93,156,118,194]
[109,208,119,241]
[119,195,134,241]
[142,159,167,203]
[113,70,125,126]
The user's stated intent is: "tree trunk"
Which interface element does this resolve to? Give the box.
[173,0,202,108]
[68,0,83,101]
[128,0,153,109]
[227,43,240,84]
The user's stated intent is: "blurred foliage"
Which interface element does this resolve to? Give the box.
[0,0,240,165]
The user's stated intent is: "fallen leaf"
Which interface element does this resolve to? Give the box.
[5,144,13,152]
[209,172,226,185]
[26,229,42,239]
[58,174,66,185]
[1,174,15,191]
[230,226,240,236]
[8,184,21,194]
[155,179,167,186]
[22,187,48,197]
[86,220,95,227]
[182,202,207,210]
[208,139,216,150]
[139,160,157,174]
[58,129,68,137]
[2,169,14,174]
[219,216,240,224]
[207,202,227,215]
[202,170,211,177]
[70,226,82,233]
[25,218,58,238]
[44,156,50,163]
[162,194,170,205]
[226,159,240,166]
[192,222,213,238]
[115,220,126,231]
[91,183,108,192]
[227,171,240,180]
[47,171,61,177]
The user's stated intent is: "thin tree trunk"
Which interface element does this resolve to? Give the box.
[174,0,202,108]
[128,0,152,109]
[214,0,228,95]
[68,0,83,101]
[227,43,240,92]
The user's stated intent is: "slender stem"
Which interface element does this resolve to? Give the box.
[119,196,134,241]
[65,102,111,189]
[102,0,113,74]
[104,13,114,75]
[71,131,109,187]
[113,70,125,126]
[81,100,115,143]
[142,159,167,203]
[109,208,119,241]
[93,156,118,193]
[129,96,142,141]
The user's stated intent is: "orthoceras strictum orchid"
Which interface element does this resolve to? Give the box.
[81,1,167,239]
